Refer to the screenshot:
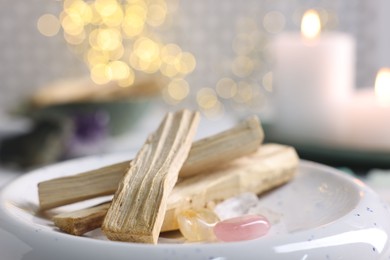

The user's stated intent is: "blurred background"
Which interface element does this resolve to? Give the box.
[0,0,390,172]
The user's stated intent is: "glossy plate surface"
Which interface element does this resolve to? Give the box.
[1,153,390,260]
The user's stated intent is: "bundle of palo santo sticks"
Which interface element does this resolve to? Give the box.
[37,110,299,244]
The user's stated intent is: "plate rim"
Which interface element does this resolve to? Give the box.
[0,154,389,259]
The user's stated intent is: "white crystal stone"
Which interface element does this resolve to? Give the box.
[214,192,259,220]
[214,192,283,226]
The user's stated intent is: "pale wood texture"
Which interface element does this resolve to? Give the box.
[179,115,263,178]
[102,110,200,244]
[52,144,298,236]
[39,161,129,210]
[53,202,110,236]
[38,116,263,210]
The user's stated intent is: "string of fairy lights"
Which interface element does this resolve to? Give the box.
[37,0,339,117]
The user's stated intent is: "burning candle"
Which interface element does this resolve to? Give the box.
[300,9,321,40]
[272,10,356,144]
[375,68,390,106]
[345,68,390,150]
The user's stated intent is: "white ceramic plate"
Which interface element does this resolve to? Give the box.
[1,153,390,260]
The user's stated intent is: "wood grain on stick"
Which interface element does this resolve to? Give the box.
[52,144,298,236]
[179,115,263,178]
[53,202,110,236]
[38,116,263,210]
[101,110,200,244]
[39,162,129,210]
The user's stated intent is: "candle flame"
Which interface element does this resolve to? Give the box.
[375,68,390,106]
[301,9,321,39]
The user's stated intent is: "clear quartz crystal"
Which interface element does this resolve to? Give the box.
[214,192,259,220]
[177,208,220,242]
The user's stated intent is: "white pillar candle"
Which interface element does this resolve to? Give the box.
[272,10,355,144]
[344,68,390,150]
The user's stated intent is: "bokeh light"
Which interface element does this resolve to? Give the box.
[107,60,131,80]
[231,56,254,78]
[216,78,237,99]
[90,63,111,84]
[175,52,196,75]
[64,30,86,45]
[37,14,61,37]
[97,29,122,51]
[263,11,285,34]
[39,0,197,95]
[161,44,181,62]
[61,12,85,36]
[232,33,255,55]
[197,87,218,110]
[167,78,190,101]
[133,37,160,63]
[233,81,254,104]
[117,69,135,87]
[262,71,273,92]
[147,2,168,27]
[201,99,225,119]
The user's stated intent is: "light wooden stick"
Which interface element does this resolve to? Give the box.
[53,144,298,236]
[102,110,200,243]
[180,115,263,178]
[38,116,263,210]
[53,202,110,236]
[39,162,129,210]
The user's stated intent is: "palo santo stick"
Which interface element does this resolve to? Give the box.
[39,162,129,210]
[102,110,200,244]
[38,116,263,210]
[53,144,298,236]
[53,202,110,236]
[180,115,262,178]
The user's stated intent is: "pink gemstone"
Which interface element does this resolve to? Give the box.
[213,215,270,242]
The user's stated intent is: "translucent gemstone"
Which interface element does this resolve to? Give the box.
[214,192,259,220]
[177,208,220,242]
[213,215,270,242]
